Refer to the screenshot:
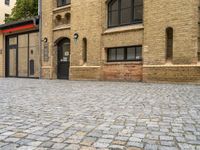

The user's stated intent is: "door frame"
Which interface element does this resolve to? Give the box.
[56,38,70,80]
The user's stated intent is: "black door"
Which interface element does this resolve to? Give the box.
[57,38,70,79]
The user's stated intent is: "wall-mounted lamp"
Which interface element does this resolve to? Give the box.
[74,33,79,40]
[42,37,48,43]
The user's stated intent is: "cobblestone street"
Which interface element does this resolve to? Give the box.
[0,79,200,150]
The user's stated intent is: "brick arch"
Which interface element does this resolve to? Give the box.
[54,37,70,46]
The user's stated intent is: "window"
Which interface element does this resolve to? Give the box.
[57,0,71,7]
[5,14,10,19]
[5,0,10,5]
[107,46,142,62]
[82,38,87,64]
[108,0,143,27]
[166,27,173,61]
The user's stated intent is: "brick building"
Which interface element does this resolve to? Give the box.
[1,0,200,83]
[0,0,16,24]
[39,0,200,83]
[0,18,40,78]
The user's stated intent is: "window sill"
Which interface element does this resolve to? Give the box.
[104,61,143,65]
[53,4,71,12]
[53,25,70,31]
[103,24,144,35]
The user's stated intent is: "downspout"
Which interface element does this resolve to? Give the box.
[38,0,42,79]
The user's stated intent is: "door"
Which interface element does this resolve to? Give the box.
[57,38,70,79]
[6,36,18,77]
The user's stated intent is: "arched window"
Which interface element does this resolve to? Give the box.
[82,38,87,64]
[166,27,173,61]
[57,0,71,7]
[108,0,143,27]
[65,13,71,24]
[55,15,62,26]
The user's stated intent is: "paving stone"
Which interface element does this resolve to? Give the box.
[17,146,35,150]
[52,143,67,149]
[160,141,175,146]
[40,141,54,148]
[96,138,113,144]
[1,143,20,150]
[64,144,80,150]
[0,79,199,149]
[51,137,65,143]
[158,146,178,150]
[160,136,173,141]
[109,144,125,150]
[12,132,27,138]
[27,141,42,147]
[144,144,158,150]
[80,137,96,146]
[4,137,20,143]
[129,137,142,142]
[93,142,109,148]
[112,140,126,145]
[127,142,144,148]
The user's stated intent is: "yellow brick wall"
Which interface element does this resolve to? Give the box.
[0,34,4,77]
[143,0,199,65]
[41,0,54,78]
[40,0,200,82]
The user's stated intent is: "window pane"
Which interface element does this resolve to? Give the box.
[109,11,119,26]
[116,48,124,60]
[109,0,118,11]
[134,0,143,21]
[121,8,132,24]
[58,0,70,7]
[18,34,28,77]
[108,49,116,61]
[120,0,132,24]
[108,0,119,26]
[136,47,142,60]
[127,47,136,60]
[134,0,143,6]
[134,6,143,21]
[121,0,132,9]
[9,37,17,46]
[9,48,17,76]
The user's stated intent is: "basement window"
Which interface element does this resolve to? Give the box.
[107,46,142,62]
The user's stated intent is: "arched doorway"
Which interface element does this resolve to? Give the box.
[57,38,70,79]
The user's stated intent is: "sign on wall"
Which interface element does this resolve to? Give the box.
[43,42,49,62]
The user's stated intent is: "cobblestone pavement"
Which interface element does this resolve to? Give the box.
[0,78,200,150]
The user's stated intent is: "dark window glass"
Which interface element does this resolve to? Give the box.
[116,48,125,60]
[108,0,119,26]
[136,47,142,60]
[134,0,143,21]
[5,0,10,5]
[57,0,71,7]
[127,47,135,60]
[108,0,143,27]
[108,48,116,61]
[166,27,173,60]
[121,0,132,25]
[107,46,142,62]
[83,38,87,63]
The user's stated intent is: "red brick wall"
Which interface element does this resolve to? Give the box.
[102,62,143,81]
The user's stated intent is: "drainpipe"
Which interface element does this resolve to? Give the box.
[38,0,42,79]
